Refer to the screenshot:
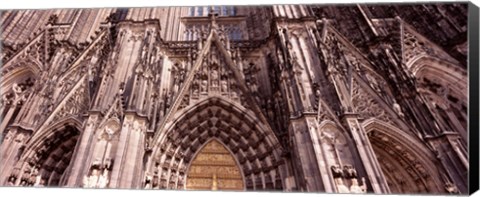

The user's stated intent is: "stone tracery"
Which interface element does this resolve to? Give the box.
[0,4,469,194]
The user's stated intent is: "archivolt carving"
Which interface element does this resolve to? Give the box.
[402,26,458,68]
[351,78,395,125]
[9,123,81,187]
[363,120,444,193]
[147,98,284,191]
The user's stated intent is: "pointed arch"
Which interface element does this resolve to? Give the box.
[362,119,445,194]
[1,57,41,95]
[148,96,285,191]
[8,117,83,187]
[186,138,245,191]
[410,55,467,142]
[411,55,467,102]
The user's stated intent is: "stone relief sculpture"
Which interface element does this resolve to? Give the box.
[0,4,468,194]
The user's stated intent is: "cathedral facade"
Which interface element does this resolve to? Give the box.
[0,4,470,194]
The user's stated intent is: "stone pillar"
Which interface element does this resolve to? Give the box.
[0,128,21,183]
[343,114,390,193]
[65,114,99,187]
[0,105,17,134]
[289,118,324,192]
[426,133,468,193]
[305,117,336,193]
[109,114,146,188]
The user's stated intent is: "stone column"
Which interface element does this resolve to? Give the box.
[65,114,99,187]
[426,133,468,193]
[306,117,336,193]
[343,114,390,193]
[109,114,146,189]
[289,118,325,192]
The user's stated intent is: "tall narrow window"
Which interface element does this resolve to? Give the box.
[197,7,203,16]
[190,7,195,16]
[221,6,228,16]
[214,6,220,14]
[206,6,211,15]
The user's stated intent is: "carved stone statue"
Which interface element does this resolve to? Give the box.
[445,182,459,194]
[97,169,109,188]
[393,102,404,117]
[201,79,208,93]
[83,168,100,188]
[343,165,357,179]
[34,176,44,187]
[350,178,367,193]
[331,165,343,178]
[220,80,228,92]
[12,83,23,99]
[211,69,219,88]
[2,93,12,106]
[144,175,152,189]
[7,176,15,186]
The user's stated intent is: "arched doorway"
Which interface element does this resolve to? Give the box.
[147,97,285,191]
[5,124,81,187]
[363,120,445,194]
[186,139,244,191]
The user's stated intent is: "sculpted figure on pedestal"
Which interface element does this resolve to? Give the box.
[349,178,367,193]
[97,170,109,188]
[393,102,404,117]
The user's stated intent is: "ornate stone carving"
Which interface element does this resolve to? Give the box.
[351,79,395,125]
[331,164,367,193]
[186,140,244,190]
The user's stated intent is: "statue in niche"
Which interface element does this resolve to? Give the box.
[192,80,200,97]
[7,176,16,186]
[332,163,367,193]
[201,79,208,93]
[220,79,228,92]
[436,86,449,100]
[350,177,367,193]
[166,91,173,109]
[34,178,45,187]
[83,167,100,188]
[365,73,381,93]
[83,159,113,188]
[12,83,23,99]
[145,136,153,150]
[141,45,148,60]
[178,175,184,184]
[2,93,12,106]
[393,102,405,117]
[445,182,459,194]
[343,165,357,179]
[331,164,360,193]
[211,68,219,88]
[3,130,14,142]
[331,165,344,179]
[97,169,109,188]
[15,132,26,143]
[152,175,159,189]
[144,174,152,189]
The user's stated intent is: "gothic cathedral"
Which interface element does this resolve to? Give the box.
[0,4,469,194]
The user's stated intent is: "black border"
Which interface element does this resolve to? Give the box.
[468,2,480,195]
